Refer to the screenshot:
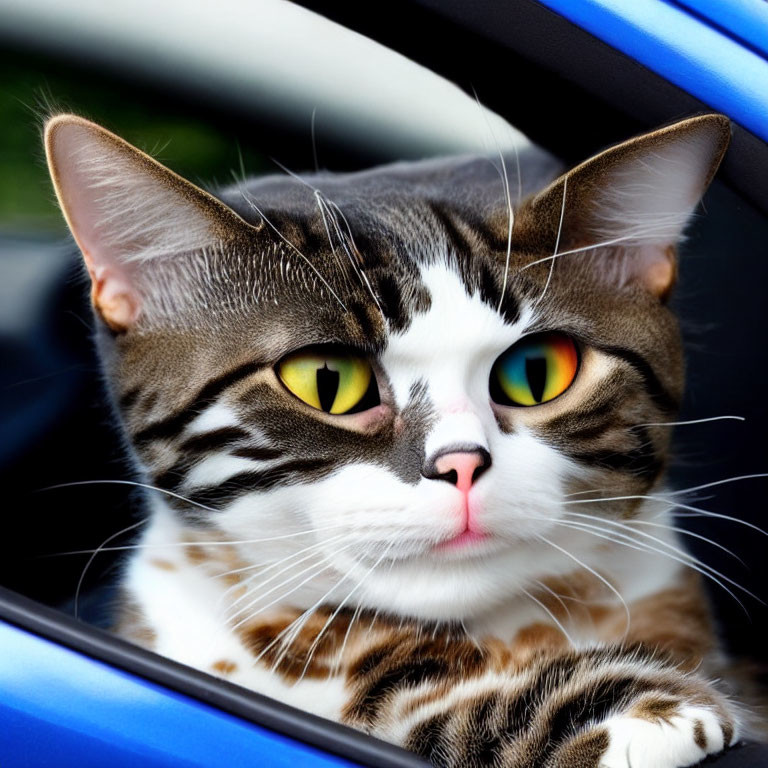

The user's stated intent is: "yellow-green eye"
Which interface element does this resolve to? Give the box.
[491,332,579,406]
[277,348,377,414]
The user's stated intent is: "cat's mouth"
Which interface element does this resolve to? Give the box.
[433,529,489,552]
[350,528,499,566]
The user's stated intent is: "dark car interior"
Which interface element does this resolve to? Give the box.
[1,0,766,764]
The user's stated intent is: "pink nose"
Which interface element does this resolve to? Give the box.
[424,447,491,493]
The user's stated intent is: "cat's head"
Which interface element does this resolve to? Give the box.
[45,114,729,621]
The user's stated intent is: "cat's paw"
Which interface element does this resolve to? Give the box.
[597,703,738,768]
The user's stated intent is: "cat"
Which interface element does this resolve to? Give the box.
[44,111,757,767]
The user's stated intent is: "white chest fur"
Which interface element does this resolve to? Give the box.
[123,506,349,720]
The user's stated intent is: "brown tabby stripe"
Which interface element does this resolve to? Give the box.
[153,461,189,493]
[466,694,508,765]
[332,227,382,268]
[561,418,622,442]
[348,637,490,725]
[428,201,511,254]
[428,203,477,260]
[541,408,623,444]
[179,427,250,453]
[390,647,731,768]
[132,360,262,444]
[231,445,284,462]
[500,657,581,736]
[406,711,451,764]
[185,458,333,508]
[375,273,408,333]
[477,263,501,311]
[426,204,520,325]
[599,345,679,413]
[541,388,623,436]
[154,439,282,496]
[568,426,662,480]
[118,386,142,410]
[347,298,381,346]
[536,677,657,761]
[462,213,511,254]
[548,728,610,766]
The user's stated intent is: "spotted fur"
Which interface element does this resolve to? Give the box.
[44,113,757,766]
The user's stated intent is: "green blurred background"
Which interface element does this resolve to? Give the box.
[0,48,269,233]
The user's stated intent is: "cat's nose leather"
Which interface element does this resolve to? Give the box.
[422,446,491,492]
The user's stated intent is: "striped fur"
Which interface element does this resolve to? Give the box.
[43,114,759,766]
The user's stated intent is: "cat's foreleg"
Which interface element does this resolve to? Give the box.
[344,642,740,768]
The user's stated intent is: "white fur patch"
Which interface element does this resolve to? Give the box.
[183,453,264,488]
[185,403,239,434]
[126,503,348,719]
[382,264,529,412]
[600,706,736,768]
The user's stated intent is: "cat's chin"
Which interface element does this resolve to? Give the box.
[349,539,558,622]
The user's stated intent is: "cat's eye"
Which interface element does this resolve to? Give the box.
[490,332,579,407]
[276,347,379,414]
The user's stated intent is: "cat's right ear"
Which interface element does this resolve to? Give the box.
[516,114,730,299]
[45,114,260,331]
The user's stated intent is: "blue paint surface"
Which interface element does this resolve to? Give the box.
[672,0,768,58]
[0,620,361,768]
[535,0,768,142]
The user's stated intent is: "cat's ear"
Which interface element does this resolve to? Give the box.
[519,114,730,298]
[45,114,259,331]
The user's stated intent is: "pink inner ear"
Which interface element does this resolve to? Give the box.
[47,118,147,330]
[85,259,141,332]
[633,245,676,298]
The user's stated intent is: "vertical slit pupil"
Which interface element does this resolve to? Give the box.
[525,356,548,403]
[316,363,340,412]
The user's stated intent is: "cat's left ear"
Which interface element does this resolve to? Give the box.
[45,114,260,331]
[519,114,730,298]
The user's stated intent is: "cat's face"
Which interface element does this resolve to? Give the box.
[45,114,729,621]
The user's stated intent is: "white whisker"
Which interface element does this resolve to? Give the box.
[536,533,631,638]
[225,533,350,613]
[74,519,145,619]
[215,531,344,581]
[310,106,319,173]
[314,190,350,282]
[334,602,363,674]
[261,552,367,672]
[231,561,338,636]
[666,473,768,496]
[562,510,742,563]
[564,494,768,537]
[215,534,350,610]
[295,536,400,685]
[47,522,350,557]
[470,87,514,314]
[512,140,522,205]
[228,541,359,629]
[240,191,347,311]
[634,415,745,427]
[532,579,576,623]
[327,199,385,318]
[267,160,384,318]
[496,149,514,314]
[555,518,757,613]
[533,176,567,309]
[519,233,644,270]
[520,585,575,646]
[40,478,220,513]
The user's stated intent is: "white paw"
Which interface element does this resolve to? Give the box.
[599,705,738,768]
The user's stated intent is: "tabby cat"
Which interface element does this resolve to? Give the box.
[45,112,755,766]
